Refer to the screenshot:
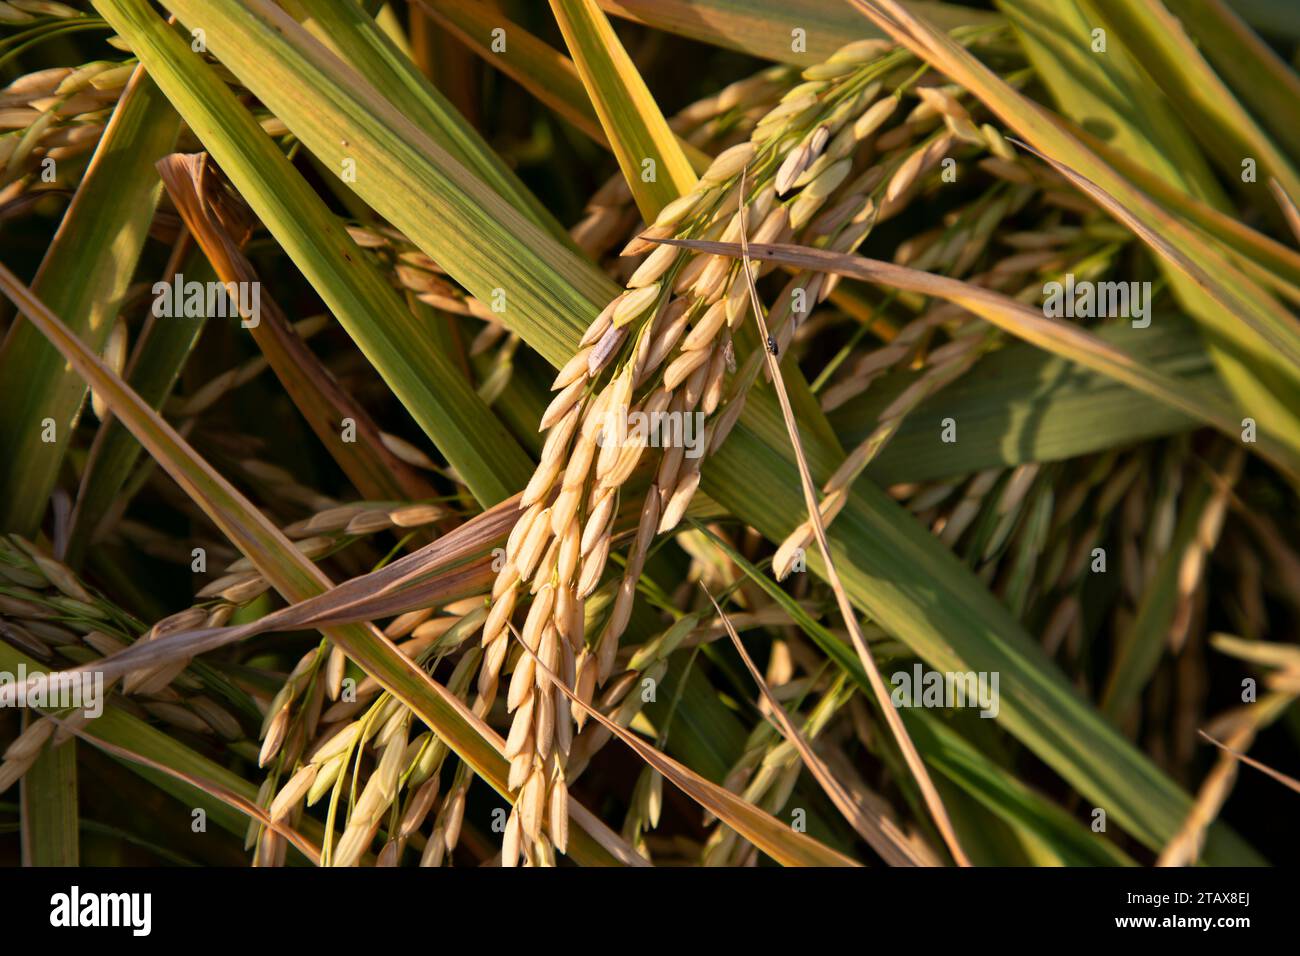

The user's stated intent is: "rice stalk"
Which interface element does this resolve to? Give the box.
[470,36,1014,863]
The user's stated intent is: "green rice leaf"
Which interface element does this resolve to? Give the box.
[1086,0,1300,202]
[0,67,179,536]
[63,252,213,569]
[597,0,1000,65]
[550,0,698,220]
[91,0,535,507]
[293,0,575,246]
[20,728,78,865]
[1163,0,1300,166]
[830,313,1222,484]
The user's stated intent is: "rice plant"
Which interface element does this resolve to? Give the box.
[0,0,1297,870]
